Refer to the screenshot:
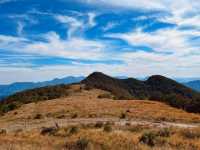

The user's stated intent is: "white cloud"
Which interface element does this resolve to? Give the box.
[55,13,98,37]
[107,27,199,55]
[84,0,166,10]
[102,22,118,32]
[55,15,83,38]
[87,12,97,27]
[17,21,24,36]
[0,32,106,60]
[1,53,200,84]
[85,0,200,30]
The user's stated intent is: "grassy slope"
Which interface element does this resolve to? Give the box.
[1,87,200,149]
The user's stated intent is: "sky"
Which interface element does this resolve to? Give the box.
[0,0,199,84]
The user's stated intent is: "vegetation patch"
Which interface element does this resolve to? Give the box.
[103,123,112,132]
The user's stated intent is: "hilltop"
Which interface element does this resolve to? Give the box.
[82,72,200,112]
[1,72,200,114]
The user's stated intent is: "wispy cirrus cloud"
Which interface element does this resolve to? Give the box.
[0,32,107,60]
[106,27,199,55]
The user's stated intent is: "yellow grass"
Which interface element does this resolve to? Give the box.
[1,125,200,150]
[1,85,200,149]
[1,87,200,123]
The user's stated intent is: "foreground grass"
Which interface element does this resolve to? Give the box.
[1,123,200,150]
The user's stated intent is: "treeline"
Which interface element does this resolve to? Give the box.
[0,84,71,114]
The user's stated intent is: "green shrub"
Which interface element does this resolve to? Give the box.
[0,103,17,113]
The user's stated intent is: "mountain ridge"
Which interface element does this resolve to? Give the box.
[0,76,84,100]
[184,80,200,92]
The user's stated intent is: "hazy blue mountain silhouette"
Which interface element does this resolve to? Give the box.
[0,76,84,100]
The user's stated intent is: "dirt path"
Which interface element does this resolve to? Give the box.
[1,118,200,132]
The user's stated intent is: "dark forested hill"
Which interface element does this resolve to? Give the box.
[82,72,200,112]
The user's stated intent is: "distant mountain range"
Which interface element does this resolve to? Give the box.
[183,80,200,92]
[0,76,84,100]
[0,75,199,100]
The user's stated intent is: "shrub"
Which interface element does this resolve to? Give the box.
[95,122,104,128]
[69,126,79,135]
[76,138,89,150]
[40,127,57,136]
[180,129,200,139]
[34,114,43,119]
[157,128,171,137]
[0,103,17,113]
[103,123,112,132]
[120,112,126,119]
[0,129,6,135]
[139,131,157,146]
[71,113,78,119]
[98,93,112,99]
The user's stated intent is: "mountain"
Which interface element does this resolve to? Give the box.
[1,72,200,114]
[0,76,84,100]
[82,72,200,112]
[174,77,200,83]
[184,80,200,92]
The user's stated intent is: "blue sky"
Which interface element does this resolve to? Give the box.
[0,0,199,84]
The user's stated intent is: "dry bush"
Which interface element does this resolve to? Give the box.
[180,128,200,139]
[103,123,112,132]
[40,127,58,136]
[33,113,43,119]
[98,93,113,99]
[120,112,126,119]
[71,113,78,119]
[94,122,104,128]
[0,129,6,135]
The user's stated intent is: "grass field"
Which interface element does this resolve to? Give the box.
[1,123,200,150]
[1,85,200,150]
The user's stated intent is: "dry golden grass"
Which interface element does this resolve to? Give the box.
[1,85,200,149]
[1,85,200,124]
[1,124,200,150]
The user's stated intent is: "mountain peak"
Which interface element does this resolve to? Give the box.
[86,72,109,78]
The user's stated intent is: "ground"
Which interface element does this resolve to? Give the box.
[1,84,200,150]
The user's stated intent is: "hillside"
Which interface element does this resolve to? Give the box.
[184,80,200,92]
[1,72,200,114]
[82,72,200,112]
[1,86,200,149]
[0,76,84,100]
